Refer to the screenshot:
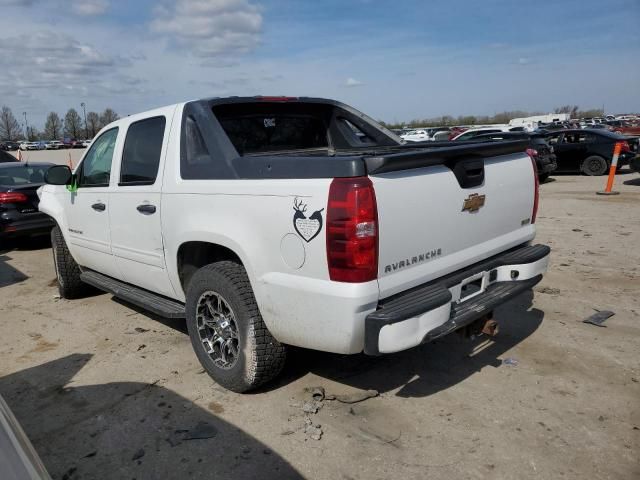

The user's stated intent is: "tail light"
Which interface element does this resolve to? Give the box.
[527,152,539,223]
[617,141,631,153]
[526,148,538,157]
[326,177,378,282]
[0,192,28,204]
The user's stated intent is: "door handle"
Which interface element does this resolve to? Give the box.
[91,202,106,212]
[136,204,156,215]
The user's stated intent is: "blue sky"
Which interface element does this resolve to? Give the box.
[1,0,639,128]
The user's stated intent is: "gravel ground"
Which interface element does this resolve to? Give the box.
[0,171,638,480]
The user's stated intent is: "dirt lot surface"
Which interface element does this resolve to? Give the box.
[1,173,639,480]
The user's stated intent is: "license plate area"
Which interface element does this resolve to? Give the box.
[457,271,488,304]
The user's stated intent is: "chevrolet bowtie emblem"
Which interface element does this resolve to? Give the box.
[462,193,486,212]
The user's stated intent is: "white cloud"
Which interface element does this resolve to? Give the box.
[150,0,262,58]
[0,31,144,103]
[72,0,109,16]
[517,57,531,65]
[345,77,364,87]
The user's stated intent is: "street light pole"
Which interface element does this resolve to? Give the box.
[23,112,28,140]
[80,102,87,139]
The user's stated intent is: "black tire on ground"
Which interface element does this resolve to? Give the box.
[580,155,608,176]
[538,173,549,183]
[185,261,287,393]
[51,225,87,299]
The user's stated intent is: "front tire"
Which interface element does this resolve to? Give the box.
[580,155,608,176]
[51,225,87,299]
[185,261,286,393]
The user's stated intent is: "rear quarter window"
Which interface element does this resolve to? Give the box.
[119,116,166,185]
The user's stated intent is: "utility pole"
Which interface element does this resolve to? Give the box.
[81,102,87,140]
[23,112,28,140]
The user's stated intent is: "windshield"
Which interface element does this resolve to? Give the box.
[0,165,49,186]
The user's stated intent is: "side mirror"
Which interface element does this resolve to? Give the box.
[45,165,72,185]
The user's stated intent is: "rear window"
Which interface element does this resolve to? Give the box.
[217,113,328,155]
[0,165,49,186]
[120,116,166,185]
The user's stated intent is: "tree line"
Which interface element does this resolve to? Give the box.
[379,106,606,130]
[0,105,119,142]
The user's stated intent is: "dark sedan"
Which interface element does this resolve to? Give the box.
[471,131,557,181]
[543,129,635,175]
[0,141,20,151]
[0,162,55,241]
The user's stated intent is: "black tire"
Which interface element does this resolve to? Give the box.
[51,225,87,299]
[580,155,608,176]
[538,172,549,183]
[185,261,286,393]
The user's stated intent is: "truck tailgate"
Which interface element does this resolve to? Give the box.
[372,152,536,299]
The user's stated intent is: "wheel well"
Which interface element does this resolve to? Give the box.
[177,242,242,292]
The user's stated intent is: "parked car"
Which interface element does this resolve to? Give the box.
[451,126,520,141]
[40,95,549,392]
[19,141,38,151]
[0,150,19,163]
[544,129,635,175]
[45,140,64,150]
[0,394,51,480]
[447,126,468,139]
[471,131,557,182]
[612,123,640,136]
[400,129,430,142]
[432,130,452,141]
[81,139,92,148]
[0,162,55,240]
[0,141,20,151]
[62,138,83,149]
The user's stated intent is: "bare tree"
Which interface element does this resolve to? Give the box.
[64,108,83,139]
[44,112,63,140]
[99,108,119,128]
[0,106,22,141]
[86,111,100,138]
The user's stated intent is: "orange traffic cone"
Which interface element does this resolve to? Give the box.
[68,152,73,169]
[17,149,22,162]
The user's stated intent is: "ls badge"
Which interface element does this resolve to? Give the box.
[462,193,486,213]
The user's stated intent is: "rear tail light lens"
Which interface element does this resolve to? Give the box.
[0,192,28,204]
[326,177,378,282]
[618,141,631,153]
[527,152,539,223]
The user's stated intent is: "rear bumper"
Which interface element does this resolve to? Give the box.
[364,244,550,355]
[537,155,557,174]
[0,213,55,238]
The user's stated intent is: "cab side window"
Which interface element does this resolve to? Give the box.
[78,128,118,187]
[119,116,166,185]
[546,134,561,145]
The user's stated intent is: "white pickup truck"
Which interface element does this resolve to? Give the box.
[39,96,550,392]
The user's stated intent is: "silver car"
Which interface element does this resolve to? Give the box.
[0,395,50,479]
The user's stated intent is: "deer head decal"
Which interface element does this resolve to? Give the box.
[292,197,324,243]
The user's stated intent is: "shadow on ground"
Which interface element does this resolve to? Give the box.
[271,290,543,398]
[88,286,542,401]
[0,236,51,288]
[0,355,302,480]
[623,176,640,186]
